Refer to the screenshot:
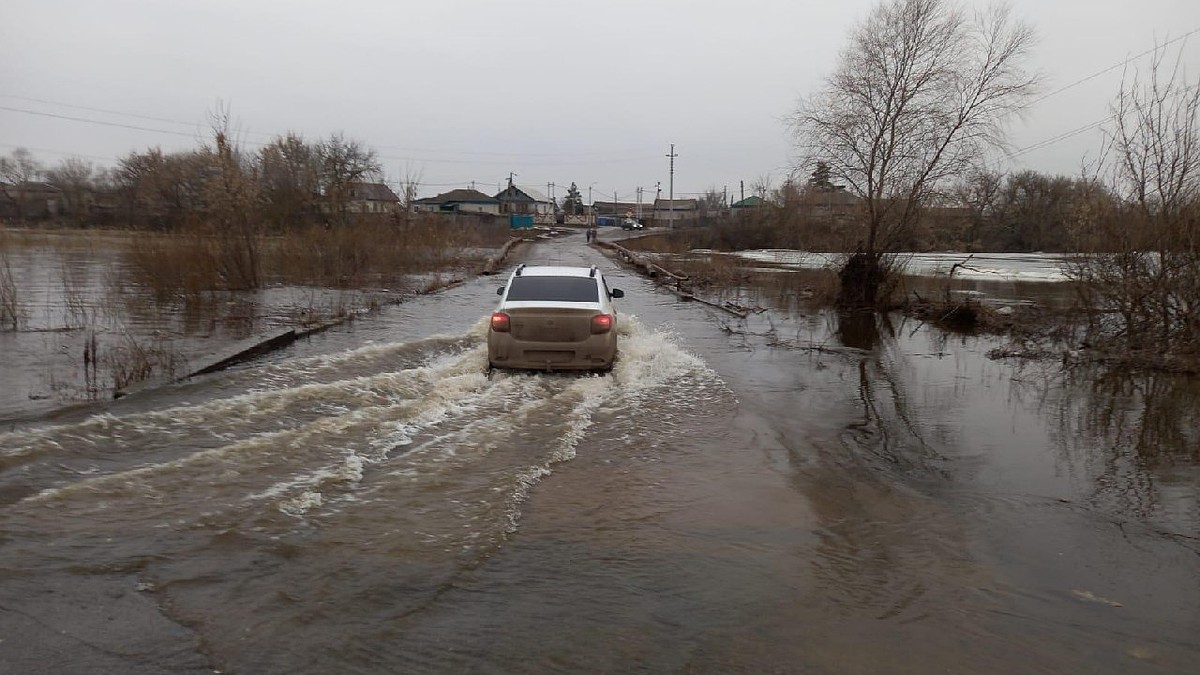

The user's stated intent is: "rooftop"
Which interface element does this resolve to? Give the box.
[417,188,498,204]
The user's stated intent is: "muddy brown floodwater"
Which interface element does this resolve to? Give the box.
[1,231,1198,674]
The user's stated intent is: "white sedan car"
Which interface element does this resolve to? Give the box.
[488,264,624,372]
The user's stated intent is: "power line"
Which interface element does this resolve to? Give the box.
[0,93,650,161]
[1027,26,1200,108]
[985,30,1200,171]
[0,104,201,139]
[0,141,120,162]
[0,94,216,131]
[1008,117,1112,160]
[1,104,661,168]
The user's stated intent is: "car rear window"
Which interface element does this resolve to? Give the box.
[506,276,599,302]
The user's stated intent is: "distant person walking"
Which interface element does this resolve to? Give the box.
[586,226,597,243]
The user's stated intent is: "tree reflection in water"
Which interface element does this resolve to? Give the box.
[834,307,1197,527]
[835,311,948,479]
[1045,366,1200,519]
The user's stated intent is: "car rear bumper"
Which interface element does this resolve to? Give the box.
[488,332,617,370]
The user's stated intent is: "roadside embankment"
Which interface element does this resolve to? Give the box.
[594,240,750,318]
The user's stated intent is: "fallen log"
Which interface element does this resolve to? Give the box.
[675,291,749,319]
[650,263,687,281]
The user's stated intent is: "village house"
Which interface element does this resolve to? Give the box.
[345,182,401,214]
[414,188,501,215]
[591,200,649,220]
[494,184,553,216]
[653,198,699,226]
[731,195,766,211]
[0,181,62,220]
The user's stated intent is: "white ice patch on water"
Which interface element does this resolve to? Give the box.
[730,249,1071,282]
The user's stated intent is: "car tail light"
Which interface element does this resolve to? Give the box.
[490,312,511,332]
[591,313,614,334]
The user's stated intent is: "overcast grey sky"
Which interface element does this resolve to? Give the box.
[3,0,1198,201]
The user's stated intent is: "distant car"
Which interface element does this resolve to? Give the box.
[621,218,643,230]
[488,264,624,372]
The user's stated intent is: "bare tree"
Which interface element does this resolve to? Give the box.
[791,0,1038,305]
[202,107,263,289]
[116,148,209,228]
[751,174,774,200]
[259,133,320,229]
[1,148,45,220]
[700,186,725,212]
[1068,42,1200,363]
[45,157,95,226]
[952,167,1003,248]
[398,164,423,215]
[317,133,382,225]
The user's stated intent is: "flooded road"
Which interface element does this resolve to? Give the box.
[1,232,1198,673]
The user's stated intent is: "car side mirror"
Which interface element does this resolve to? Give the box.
[496,286,505,296]
[611,288,624,299]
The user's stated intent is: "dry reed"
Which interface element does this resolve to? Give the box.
[0,248,21,330]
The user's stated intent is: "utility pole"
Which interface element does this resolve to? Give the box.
[740,180,745,203]
[636,187,642,220]
[666,143,677,227]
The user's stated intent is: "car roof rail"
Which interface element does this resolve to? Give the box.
[589,265,597,277]
[514,263,526,277]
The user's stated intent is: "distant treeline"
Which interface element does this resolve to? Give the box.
[703,169,1162,255]
[0,131,397,230]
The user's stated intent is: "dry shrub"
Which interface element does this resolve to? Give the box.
[272,222,383,288]
[0,238,22,330]
[670,252,749,289]
[1065,44,1200,371]
[750,267,842,309]
[124,213,511,299]
[399,213,510,268]
[909,295,992,331]
[621,231,693,254]
[836,252,906,308]
[107,332,185,392]
[124,227,227,300]
[271,214,508,288]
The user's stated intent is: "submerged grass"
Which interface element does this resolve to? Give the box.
[123,216,511,297]
[270,217,507,289]
[3,218,513,404]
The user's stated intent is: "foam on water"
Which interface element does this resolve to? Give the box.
[279,491,323,517]
[19,348,492,507]
[9,311,727,550]
[0,331,493,462]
